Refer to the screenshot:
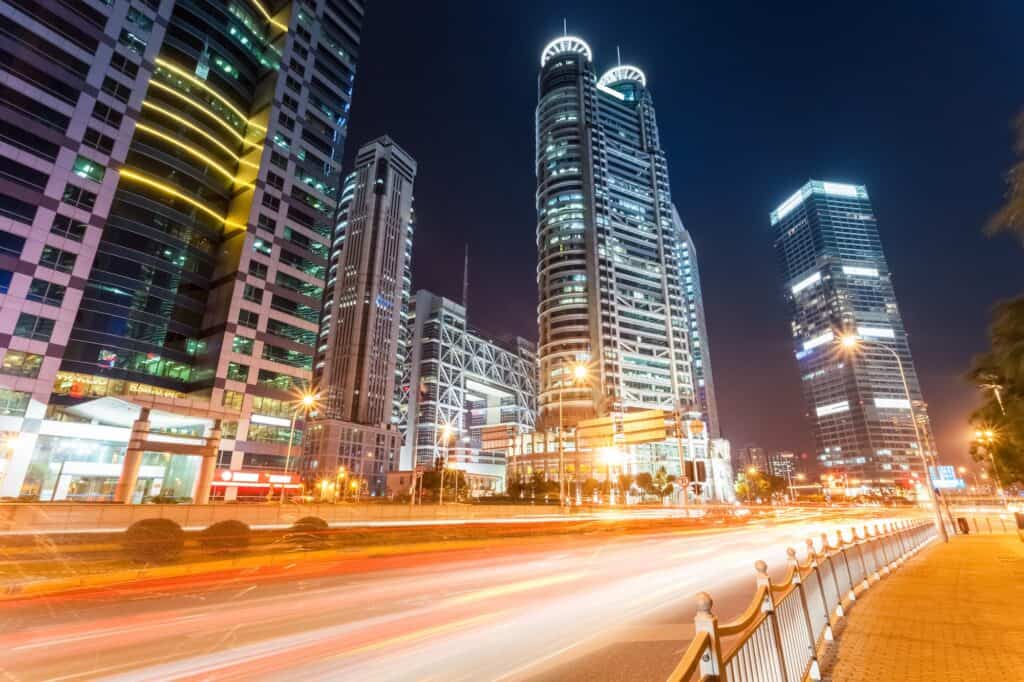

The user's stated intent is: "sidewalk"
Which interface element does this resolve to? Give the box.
[821,534,1024,680]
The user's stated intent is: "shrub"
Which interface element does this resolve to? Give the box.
[199,520,251,554]
[123,518,185,563]
[287,516,329,550]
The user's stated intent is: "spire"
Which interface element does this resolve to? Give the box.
[616,45,622,66]
[462,243,469,309]
[563,18,568,36]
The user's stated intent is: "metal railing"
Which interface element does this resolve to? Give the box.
[667,519,936,682]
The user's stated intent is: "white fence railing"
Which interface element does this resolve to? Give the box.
[666,519,936,682]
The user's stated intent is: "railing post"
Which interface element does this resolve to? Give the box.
[875,524,892,574]
[853,526,870,591]
[788,547,821,681]
[864,525,881,581]
[836,529,856,602]
[807,538,834,641]
[821,533,844,617]
[694,592,723,680]
[756,560,789,682]
[892,521,907,558]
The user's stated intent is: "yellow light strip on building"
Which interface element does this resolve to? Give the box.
[134,123,255,186]
[147,81,257,145]
[118,168,245,230]
[245,0,289,32]
[154,58,267,133]
[142,101,261,165]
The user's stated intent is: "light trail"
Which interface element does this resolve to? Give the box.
[0,510,918,681]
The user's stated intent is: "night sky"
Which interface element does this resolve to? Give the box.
[344,1,1024,465]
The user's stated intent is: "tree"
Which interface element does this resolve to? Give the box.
[967,297,1024,485]
[987,112,1024,243]
[635,472,654,493]
[421,469,470,502]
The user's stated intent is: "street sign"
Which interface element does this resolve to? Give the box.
[928,465,965,490]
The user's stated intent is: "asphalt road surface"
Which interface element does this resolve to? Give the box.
[1,508,915,681]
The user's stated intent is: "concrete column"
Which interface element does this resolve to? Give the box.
[0,432,37,498]
[114,408,149,504]
[193,419,221,505]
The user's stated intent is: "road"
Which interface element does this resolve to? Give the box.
[0,508,914,681]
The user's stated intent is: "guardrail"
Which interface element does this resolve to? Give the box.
[666,519,936,682]
[950,512,1018,535]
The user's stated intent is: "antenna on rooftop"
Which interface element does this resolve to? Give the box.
[462,243,469,309]
[563,18,568,36]
[616,45,622,66]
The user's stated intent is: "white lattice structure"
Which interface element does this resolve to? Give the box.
[400,291,536,473]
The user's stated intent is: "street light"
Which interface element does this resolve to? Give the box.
[437,424,452,505]
[839,334,947,542]
[556,362,588,507]
[281,389,320,504]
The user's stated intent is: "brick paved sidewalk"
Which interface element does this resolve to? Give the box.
[820,534,1024,680]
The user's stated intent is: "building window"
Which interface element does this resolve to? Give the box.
[222,390,243,409]
[221,421,238,439]
[1,351,43,378]
[232,335,254,355]
[26,279,66,306]
[72,156,105,183]
[62,184,96,210]
[248,261,268,279]
[253,238,272,256]
[14,313,54,342]
[0,269,12,294]
[50,215,87,242]
[258,214,277,233]
[243,284,263,303]
[237,310,259,329]
[91,101,123,127]
[0,231,26,258]
[0,388,30,416]
[82,128,115,155]
[226,362,249,382]
[39,246,76,273]
[101,76,131,103]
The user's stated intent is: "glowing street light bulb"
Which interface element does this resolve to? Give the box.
[573,363,588,381]
[839,334,859,350]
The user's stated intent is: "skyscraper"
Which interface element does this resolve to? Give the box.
[531,35,732,501]
[674,206,721,438]
[536,37,693,427]
[0,0,362,502]
[771,180,935,489]
[301,137,416,496]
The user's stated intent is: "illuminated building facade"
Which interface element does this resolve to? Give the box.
[772,179,935,489]
[300,137,416,497]
[536,37,694,428]
[673,206,720,438]
[398,290,536,495]
[0,0,362,501]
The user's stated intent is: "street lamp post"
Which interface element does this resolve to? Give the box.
[556,363,588,508]
[840,335,947,542]
[437,424,452,505]
[280,390,318,505]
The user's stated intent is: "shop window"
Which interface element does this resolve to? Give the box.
[1,350,43,378]
[0,388,30,416]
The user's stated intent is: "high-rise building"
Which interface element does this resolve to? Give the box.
[398,290,536,495]
[673,206,721,437]
[536,38,692,426]
[530,35,732,501]
[735,446,768,474]
[301,137,416,497]
[771,179,935,489]
[0,0,362,502]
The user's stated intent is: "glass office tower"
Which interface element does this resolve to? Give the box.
[673,206,720,438]
[536,38,693,429]
[771,180,936,490]
[0,0,362,501]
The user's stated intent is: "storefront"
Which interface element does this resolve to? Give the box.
[210,469,301,501]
